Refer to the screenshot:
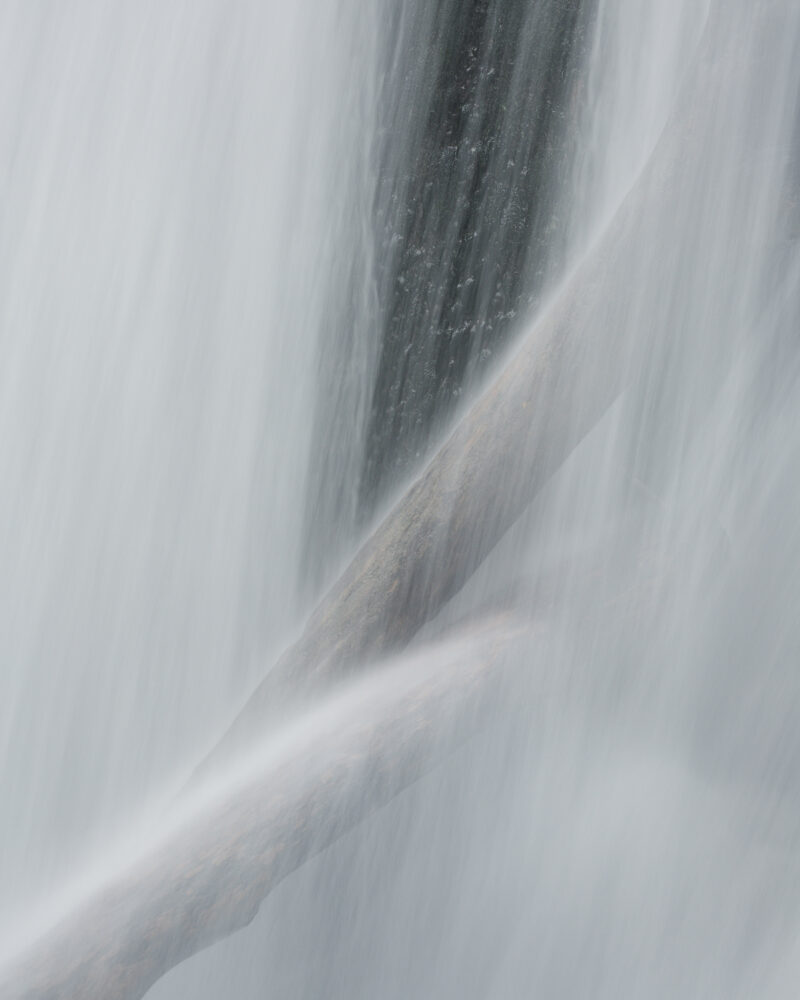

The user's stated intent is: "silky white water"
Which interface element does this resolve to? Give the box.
[2,1,800,997]
[0,0,377,942]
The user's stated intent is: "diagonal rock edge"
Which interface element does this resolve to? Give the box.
[193,4,715,781]
[0,616,538,1000]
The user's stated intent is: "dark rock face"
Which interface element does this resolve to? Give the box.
[302,0,591,592]
[361,0,588,513]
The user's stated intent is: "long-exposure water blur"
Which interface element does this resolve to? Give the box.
[2,1,800,997]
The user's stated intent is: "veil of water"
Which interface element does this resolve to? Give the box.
[2,1,800,997]
[0,0,376,947]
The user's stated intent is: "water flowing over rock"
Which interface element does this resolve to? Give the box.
[2,1,800,998]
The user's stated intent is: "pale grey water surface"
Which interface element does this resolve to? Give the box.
[3,1,800,997]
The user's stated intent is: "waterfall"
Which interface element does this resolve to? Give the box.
[0,0,367,948]
[2,1,800,997]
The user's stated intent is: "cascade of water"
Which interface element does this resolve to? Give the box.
[0,0,373,951]
[3,0,800,997]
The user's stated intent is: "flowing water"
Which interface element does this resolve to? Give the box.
[2,1,800,997]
